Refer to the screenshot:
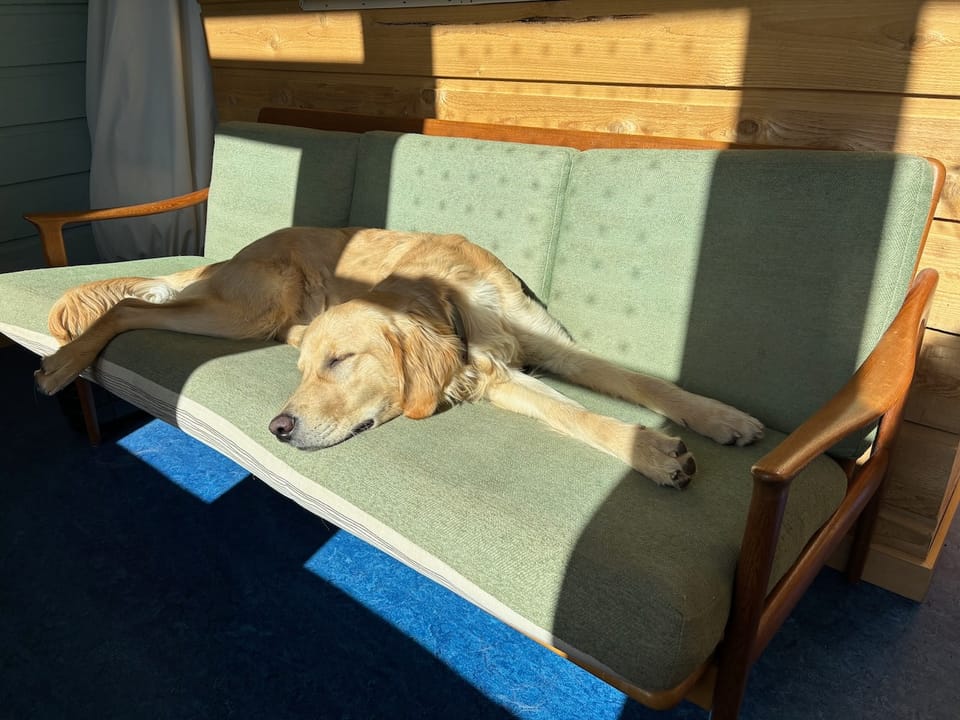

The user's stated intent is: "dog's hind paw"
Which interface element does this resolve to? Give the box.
[35,368,62,396]
[35,366,72,396]
[34,348,91,396]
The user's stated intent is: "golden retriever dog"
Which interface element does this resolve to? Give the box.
[35,227,763,488]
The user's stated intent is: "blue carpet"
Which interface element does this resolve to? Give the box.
[1,343,958,719]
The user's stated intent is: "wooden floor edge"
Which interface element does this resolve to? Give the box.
[828,481,960,601]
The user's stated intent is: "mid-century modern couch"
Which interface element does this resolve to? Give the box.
[0,110,944,718]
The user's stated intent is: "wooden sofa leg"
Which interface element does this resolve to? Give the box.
[75,378,102,447]
[711,479,790,719]
[844,450,893,584]
[710,650,753,720]
[846,484,883,583]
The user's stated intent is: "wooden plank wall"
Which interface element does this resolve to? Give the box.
[198,0,960,590]
[0,0,96,273]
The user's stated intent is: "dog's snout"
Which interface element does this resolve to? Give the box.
[269,413,296,441]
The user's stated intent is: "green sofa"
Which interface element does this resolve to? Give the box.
[0,113,942,718]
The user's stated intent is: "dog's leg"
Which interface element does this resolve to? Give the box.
[48,265,214,343]
[36,295,251,395]
[512,305,763,446]
[484,369,696,488]
[537,344,763,446]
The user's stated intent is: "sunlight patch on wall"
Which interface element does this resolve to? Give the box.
[303,1,535,8]
[204,12,365,65]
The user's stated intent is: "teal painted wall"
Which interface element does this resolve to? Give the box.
[0,0,97,273]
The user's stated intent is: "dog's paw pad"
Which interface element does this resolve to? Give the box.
[655,452,696,489]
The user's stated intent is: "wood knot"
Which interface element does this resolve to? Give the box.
[737,118,760,137]
[607,119,637,134]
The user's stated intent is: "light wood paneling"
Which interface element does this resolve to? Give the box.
[920,221,960,334]
[203,1,960,96]
[875,507,940,558]
[906,329,960,435]
[829,515,958,601]
[883,328,960,565]
[883,421,960,529]
[213,68,428,123]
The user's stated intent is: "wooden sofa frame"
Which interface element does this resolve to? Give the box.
[24,109,945,718]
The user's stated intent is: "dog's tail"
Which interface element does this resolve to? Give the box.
[48,276,179,344]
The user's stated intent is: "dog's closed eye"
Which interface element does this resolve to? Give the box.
[326,353,355,370]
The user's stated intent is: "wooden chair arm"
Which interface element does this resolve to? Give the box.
[23,187,210,268]
[751,267,939,484]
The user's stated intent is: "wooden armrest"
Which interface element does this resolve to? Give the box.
[752,267,939,484]
[23,187,210,268]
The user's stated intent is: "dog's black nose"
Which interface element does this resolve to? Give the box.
[269,413,296,441]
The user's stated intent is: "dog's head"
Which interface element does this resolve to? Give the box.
[269,284,466,449]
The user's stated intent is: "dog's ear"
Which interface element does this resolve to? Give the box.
[386,317,462,420]
[374,276,465,419]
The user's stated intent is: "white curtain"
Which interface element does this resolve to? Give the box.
[86,0,216,260]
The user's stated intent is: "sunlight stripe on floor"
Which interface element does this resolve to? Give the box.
[304,531,630,719]
[117,419,248,502]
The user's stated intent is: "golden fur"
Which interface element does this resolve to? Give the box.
[37,227,763,488]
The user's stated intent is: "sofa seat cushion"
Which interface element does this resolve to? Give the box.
[15,320,844,694]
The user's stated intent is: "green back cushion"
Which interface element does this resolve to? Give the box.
[348,131,574,296]
[548,149,934,453]
[203,122,360,261]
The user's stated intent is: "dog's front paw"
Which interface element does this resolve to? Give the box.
[680,397,764,447]
[630,429,697,489]
[658,451,697,490]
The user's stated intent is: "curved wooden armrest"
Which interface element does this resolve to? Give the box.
[752,267,939,484]
[23,187,210,268]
